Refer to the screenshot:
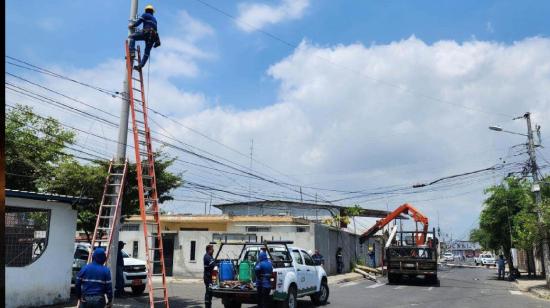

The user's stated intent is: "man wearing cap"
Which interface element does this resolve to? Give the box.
[76,247,113,308]
[115,241,126,297]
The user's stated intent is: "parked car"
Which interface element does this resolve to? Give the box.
[209,241,329,308]
[474,254,495,266]
[442,252,454,262]
[72,243,148,295]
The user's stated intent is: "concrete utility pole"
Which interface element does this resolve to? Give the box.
[524,112,550,287]
[109,0,139,292]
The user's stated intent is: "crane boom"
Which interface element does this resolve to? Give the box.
[360,203,429,245]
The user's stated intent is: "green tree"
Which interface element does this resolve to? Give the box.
[477,177,532,272]
[6,104,75,191]
[42,151,183,242]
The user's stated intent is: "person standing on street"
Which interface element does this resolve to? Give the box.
[203,244,216,308]
[336,247,344,274]
[255,250,274,308]
[115,241,126,297]
[497,255,506,280]
[311,249,325,266]
[76,247,113,308]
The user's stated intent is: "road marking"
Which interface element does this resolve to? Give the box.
[509,290,522,295]
[366,283,384,289]
[425,287,433,291]
[393,285,407,290]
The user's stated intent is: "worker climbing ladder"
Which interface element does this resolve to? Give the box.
[125,41,170,308]
[87,159,129,263]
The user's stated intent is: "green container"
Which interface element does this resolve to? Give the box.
[239,260,254,283]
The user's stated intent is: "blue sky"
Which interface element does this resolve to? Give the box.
[6,0,550,238]
[7,0,550,110]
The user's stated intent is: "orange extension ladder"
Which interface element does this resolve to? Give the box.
[125,41,170,308]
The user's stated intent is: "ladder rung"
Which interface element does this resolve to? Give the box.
[108,183,122,186]
[143,186,153,191]
[98,216,114,219]
[132,87,142,92]
[102,204,117,207]
[152,287,166,290]
[151,273,164,276]
[111,173,125,176]
[104,194,119,197]
[153,300,167,304]
[132,77,141,82]
[97,227,111,230]
[143,175,153,179]
[149,248,162,250]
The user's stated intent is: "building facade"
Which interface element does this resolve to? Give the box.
[119,214,369,277]
[5,190,88,308]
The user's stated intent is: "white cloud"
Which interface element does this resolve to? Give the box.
[236,0,310,32]
[164,36,550,235]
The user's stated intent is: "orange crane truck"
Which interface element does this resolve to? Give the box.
[360,203,439,285]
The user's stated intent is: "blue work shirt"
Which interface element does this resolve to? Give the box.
[204,253,215,284]
[76,248,113,301]
[497,258,505,269]
[254,251,273,289]
[133,12,157,31]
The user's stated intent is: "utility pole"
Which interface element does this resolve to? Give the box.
[524,112,550,287]
[109,0,139,292]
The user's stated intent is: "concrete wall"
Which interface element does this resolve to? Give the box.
[6,198,77,308]
[314,224,364,275]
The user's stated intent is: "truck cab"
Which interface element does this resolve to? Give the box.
[209,241,329,308]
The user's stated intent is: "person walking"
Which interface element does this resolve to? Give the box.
[128,4,161,70]
[336,247,344,274]
[311,249,325,266]
[255,250,273,308]
[203,244,216,308]
[75,247,113,308]
[497,255,506,280]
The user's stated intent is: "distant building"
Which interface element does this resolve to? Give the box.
[449,240,481,258]
[5,189,90,308]
[119,200,391,277]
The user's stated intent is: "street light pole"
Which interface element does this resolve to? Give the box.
[524,112,550,287]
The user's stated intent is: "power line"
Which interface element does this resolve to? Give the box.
[192,1,515,119]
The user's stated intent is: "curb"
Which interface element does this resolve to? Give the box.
[515,281,550,301]
[328,273,366,285]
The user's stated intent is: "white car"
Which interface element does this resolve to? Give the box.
[474,254,496,266]
[72,243,148,295]
[442,252,454,262]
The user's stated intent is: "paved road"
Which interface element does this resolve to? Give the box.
[56,266,548,307]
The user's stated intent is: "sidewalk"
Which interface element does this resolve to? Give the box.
[327,272,366,285]
[516,278,550,300]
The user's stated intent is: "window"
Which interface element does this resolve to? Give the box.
[296,227,307,233]
[121,224,140,231]
[246,226,271,232]
[5,206,51,267]
[301,250,316,266]
[133,241,139,258]
[190,241,196,261]
[292,250,303,265]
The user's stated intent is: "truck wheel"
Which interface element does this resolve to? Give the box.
[311,281,329,306]
[388,273,399,284]
[223,301,241,308]
[131,285,146,295]
[279,285,297,308]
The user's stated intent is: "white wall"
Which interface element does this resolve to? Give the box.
[6,197,77,308]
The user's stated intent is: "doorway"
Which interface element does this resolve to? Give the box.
[154,234,175,276]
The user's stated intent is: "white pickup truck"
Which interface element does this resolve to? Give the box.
[474,253,496,266]
[209,241,329,308]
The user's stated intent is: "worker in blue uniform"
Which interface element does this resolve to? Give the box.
[254,250,273,308]
[128,4,161,70]
[203,244,216,308]
[76,247,113,308]
[114,241,126,297]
